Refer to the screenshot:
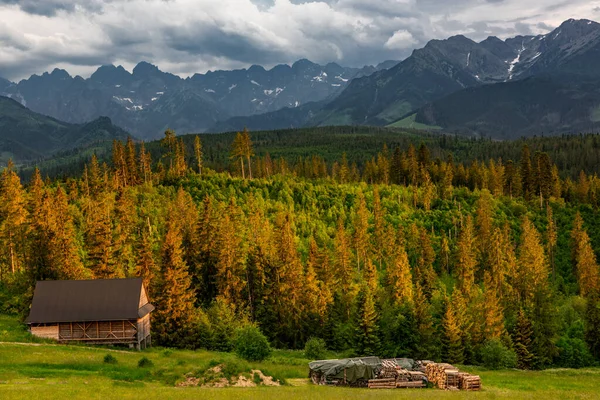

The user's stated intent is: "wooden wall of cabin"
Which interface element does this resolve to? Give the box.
[30,324,59,340]
[137,314,151,342]
[58,320,137,342]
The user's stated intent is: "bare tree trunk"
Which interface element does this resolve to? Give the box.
[9,232,15,274]
[240,158,245,179]
[247,156,252,179]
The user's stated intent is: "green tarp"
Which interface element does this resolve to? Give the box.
[308,357,381,383]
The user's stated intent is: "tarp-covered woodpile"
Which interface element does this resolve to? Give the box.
[309,357,481,391]
[309,357,427,389]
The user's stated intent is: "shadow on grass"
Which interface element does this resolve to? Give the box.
[12,362,152,382]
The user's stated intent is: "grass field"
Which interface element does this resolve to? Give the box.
[1,315,599,399]
[388,114,442,130]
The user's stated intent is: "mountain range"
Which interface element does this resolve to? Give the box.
[3,18,600,141]
[0,59,397,140]
[217,18,600,137]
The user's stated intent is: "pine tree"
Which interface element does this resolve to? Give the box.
[482,272,505,340]
[334,217,353,296]
[84,193,118,279]
[415,227,437,294]
[194,135,203,175]
[154,217,196,347]
[0,161,28,276]
[231,132,246,179]
[475,190,493,268]
[520,145,533,200]
[585,290,600,360]
[354,285,380,356]
[269,213,306,345]
[242,128,254,179]
[420,169,435,211]
[516,216,549,303]
[387,244,413,306]
[513,308,534,370]
[214,201,247,309]
[372,186,385,268]
[363,258,379,295]
[546,205,557,280]
[574,229,600,297]
[139,142,153,184]
[443,297,464,364]
[531,287,558,369]
[455,215,477,297]
[125,137,139,185]
[43,187,86,280]
[353,192,369,271]
[489,225,516,304]
[136,218,157,299]
[440,232,451,275]
[413,282,435,359]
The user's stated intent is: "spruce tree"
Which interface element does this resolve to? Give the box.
[585,290,600,360]
[0,161,28,276]
[455,215,476,297]
[482,272,505,340]
[194,135,203,175]
[574,229,600,297]
[136,219,157,299]
[514,308,534,370]
[155,217,196,347]
[353,192,369,272]
[354,285,380,356]
[387,244,413,306]
[516,216,549,303]
[443,298,464,364]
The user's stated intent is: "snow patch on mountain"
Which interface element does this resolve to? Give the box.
[507,43,526,81]
[113,96,133,103]
[312,71,328,82]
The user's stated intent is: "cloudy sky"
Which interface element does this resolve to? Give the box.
[1,0,599,81]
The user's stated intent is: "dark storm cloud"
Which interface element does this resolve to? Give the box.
[163,26,288,65]
[0,0,89,16]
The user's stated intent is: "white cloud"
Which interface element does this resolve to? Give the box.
[384,29,417,49]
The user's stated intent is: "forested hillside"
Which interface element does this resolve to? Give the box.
[2,129,600,370]
[25,126,600,182]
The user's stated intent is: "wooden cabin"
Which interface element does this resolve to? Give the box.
[26,278,155,349]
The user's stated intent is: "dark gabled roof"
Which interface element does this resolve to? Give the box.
[26,278,154,324]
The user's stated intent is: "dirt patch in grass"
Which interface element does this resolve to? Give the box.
[177,364,280,388]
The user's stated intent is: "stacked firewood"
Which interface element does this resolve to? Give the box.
[425,363,481,391]
[459,373,481,390]
[367,378,396,389]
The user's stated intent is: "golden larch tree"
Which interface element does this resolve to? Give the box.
[455,215,477,297]
[516,216,549,303]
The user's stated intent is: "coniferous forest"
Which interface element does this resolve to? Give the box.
[2,128,600,370]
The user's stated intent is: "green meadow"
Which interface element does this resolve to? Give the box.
[0,315,599,399]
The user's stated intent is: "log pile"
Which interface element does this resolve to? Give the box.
[368,378,396,389]
[425,363,481,391]
[396,380,425,388]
